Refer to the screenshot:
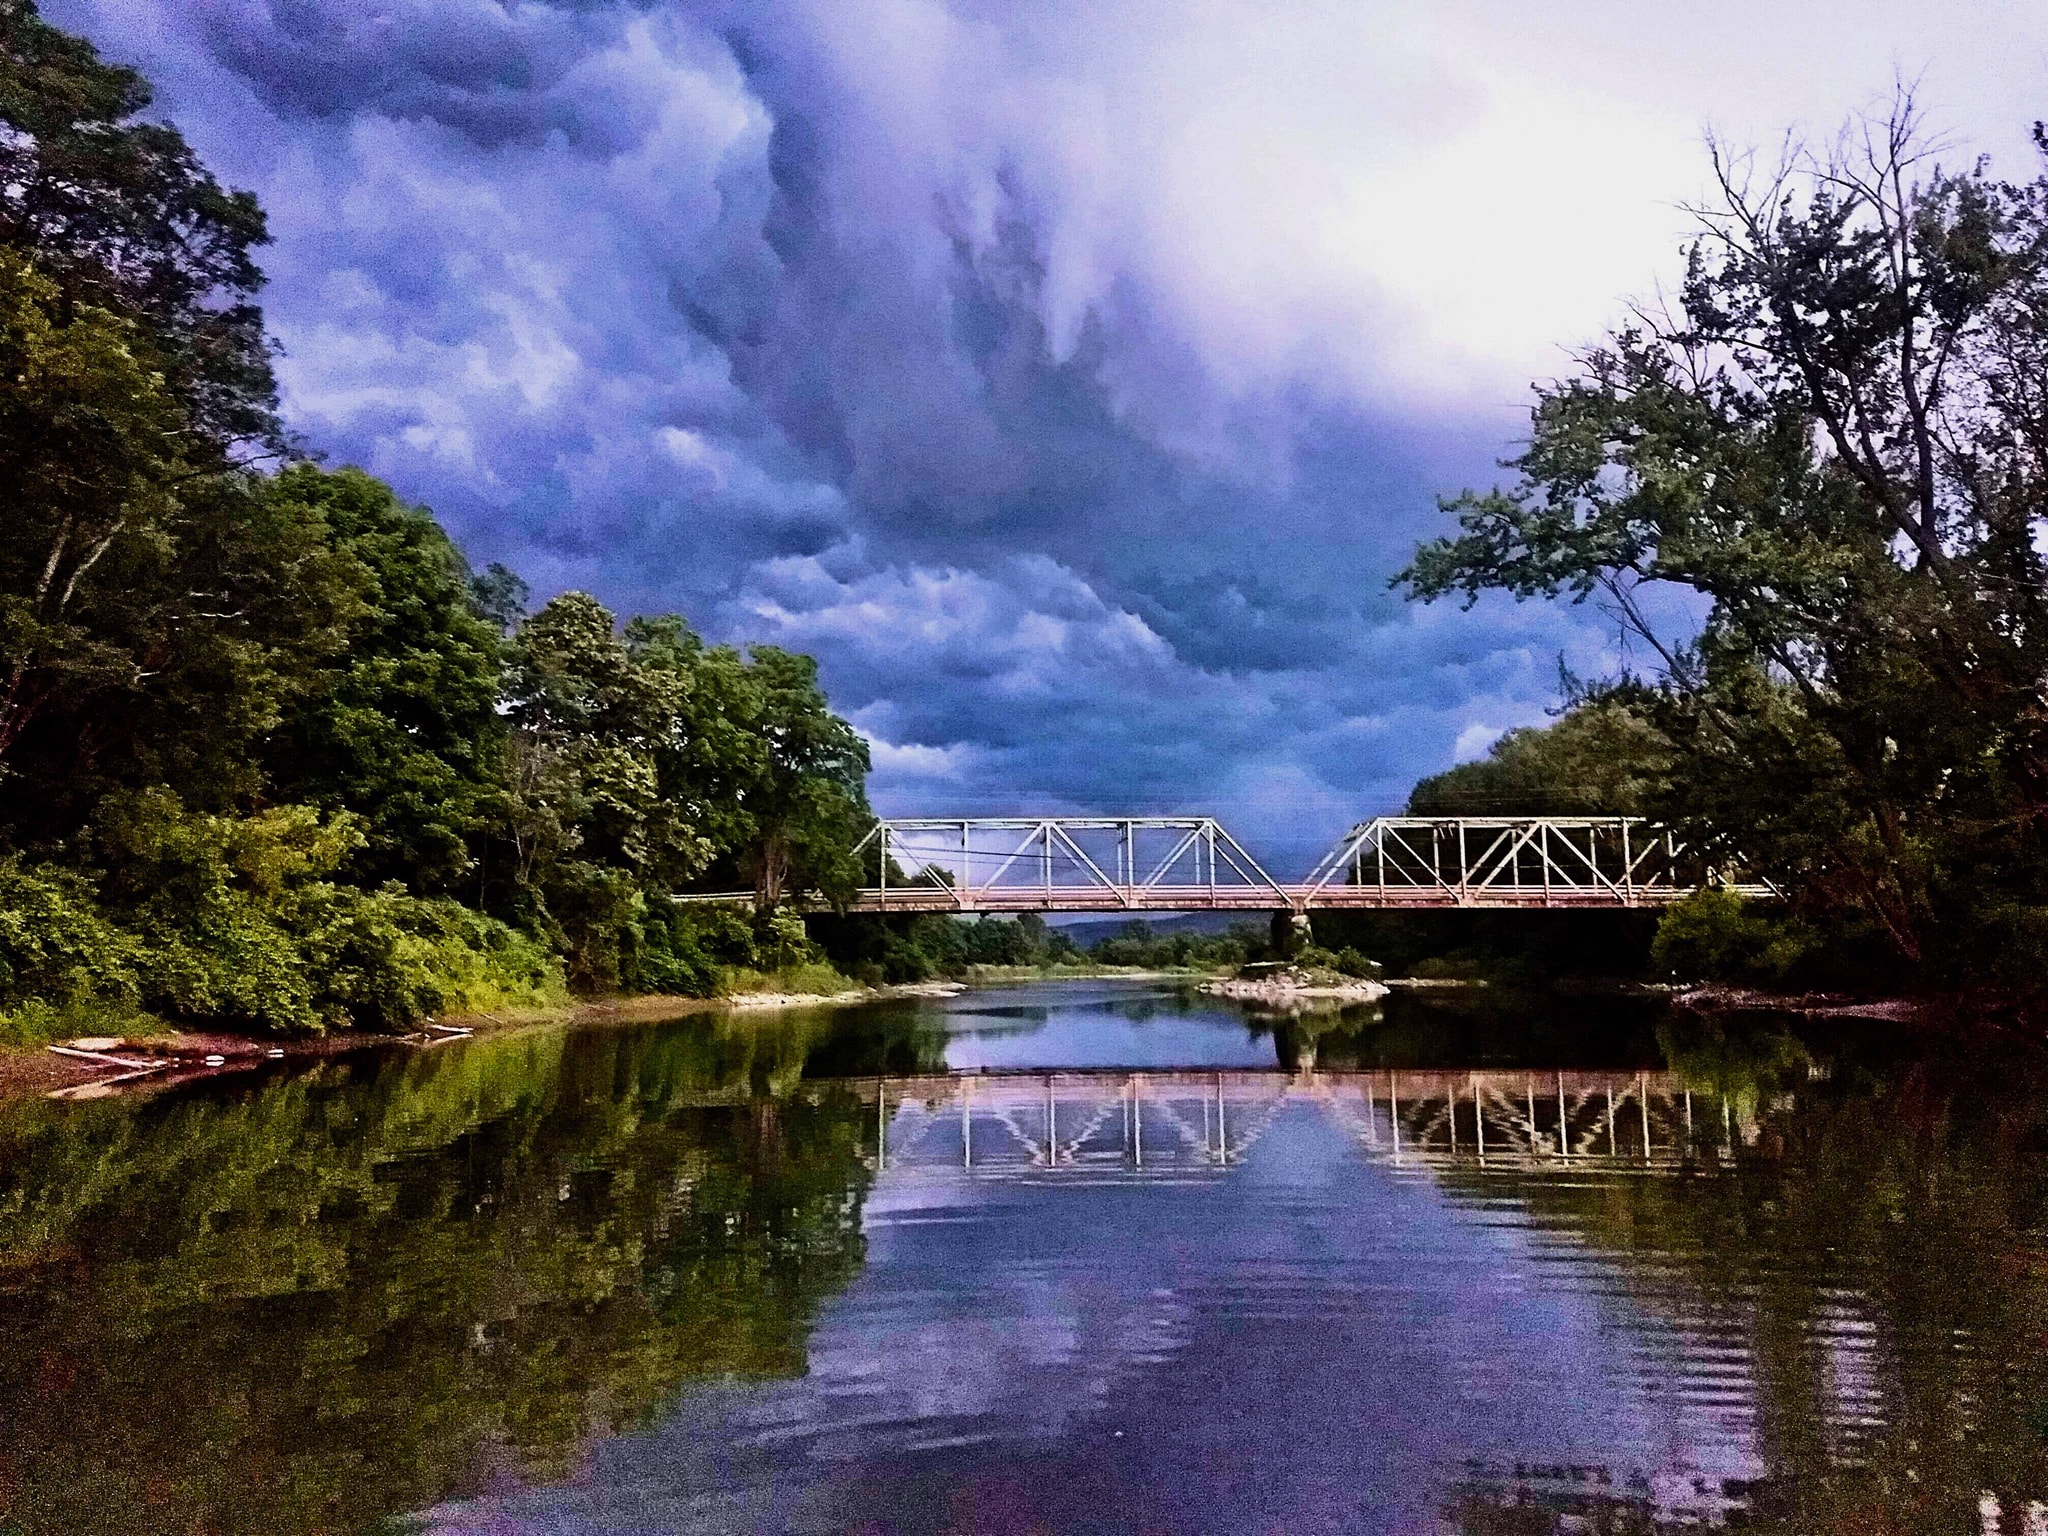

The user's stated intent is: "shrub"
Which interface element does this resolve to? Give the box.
[0,860,140,1014]
[717,961,856,998]
[1332,947,1382,979]
[631,904,759,997]
[1650,890,1807,983]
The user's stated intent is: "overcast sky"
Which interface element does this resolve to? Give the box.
[55,0,2048,869]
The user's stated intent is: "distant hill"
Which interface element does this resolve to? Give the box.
[1051,911,1263,949]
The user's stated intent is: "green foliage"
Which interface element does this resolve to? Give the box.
[1331,946,1382,979]
[1090,920,1264,970]
[678,642,873,906]
[0,0,277,447]
[1398,102,2048,988]
[1651,890,1780,982]
[717,961,858,998]
[1407,698,1671,814]
[810,911,1084,985]
[630,903,759,998]
[262,465,505,893]
[0,9,880,1031]
[0,858,137,1009]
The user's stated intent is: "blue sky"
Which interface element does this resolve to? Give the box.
[56,0,2048,871]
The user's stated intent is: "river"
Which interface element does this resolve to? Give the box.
[3,979,2046,1534]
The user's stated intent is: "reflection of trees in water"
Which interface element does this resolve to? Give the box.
[801,998,953,1077]
[1236,988,1676,1073]
[0,1014,876,1536]
[1432,1025,2048,1533]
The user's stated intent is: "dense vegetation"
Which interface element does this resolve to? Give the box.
[0,4,872,1040]
[1403,99,2048,997]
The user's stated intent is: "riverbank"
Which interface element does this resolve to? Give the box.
[1671,984,1924,1021]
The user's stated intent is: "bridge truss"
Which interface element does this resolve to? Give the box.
[673,815,1771,912]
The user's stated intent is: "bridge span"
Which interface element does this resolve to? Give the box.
[682,815,1772,913]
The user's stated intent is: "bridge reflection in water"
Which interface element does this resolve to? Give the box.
[847,1069,1743,1180]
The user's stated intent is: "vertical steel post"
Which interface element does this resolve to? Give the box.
[1216,1073,1227,1164]
[877,1083,887,1170]
[961,1077,972,1168]
[1606,1083,1617,1157]
[1448,1079,1458,1153]
[1133,1075,1143,1167]
[1526,1077,1536,1154]
[1390,1072,1400,1159]
[1557,1073,1569,1157]
[1473,1074,1485,1159]
[1622,820,1634,902]
[878,824,889,906]
[1639,1073,1651,1162]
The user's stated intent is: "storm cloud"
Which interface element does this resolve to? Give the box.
[51,0,2048,869]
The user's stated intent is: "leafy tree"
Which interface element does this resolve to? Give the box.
[0,290,357,851]
[0,251,186,773]
[1406,697,1672,814]
[1400,99,2048,974]
[681,645,873,907]
[495,593,708,987]
[0,0,276,448]
[261,466,505,893]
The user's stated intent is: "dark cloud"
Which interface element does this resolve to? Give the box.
[51,0,1702,869]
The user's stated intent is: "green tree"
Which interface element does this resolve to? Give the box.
[0,252,357,853]
[261,466,505,893]
[731,647,872,907]
[496,593,710,988]
[0,0,276,448]
[1400,99,2048,974]
[1406,697,1672,815]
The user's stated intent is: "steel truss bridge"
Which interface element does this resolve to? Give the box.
[684,815,1772,913]
[843,1069,1747,1182]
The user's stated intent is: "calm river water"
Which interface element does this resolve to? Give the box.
[5,980,2048,1534]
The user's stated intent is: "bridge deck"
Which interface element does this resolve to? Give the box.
[806,883,1721,912]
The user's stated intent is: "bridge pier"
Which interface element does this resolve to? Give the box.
[1270,910,1315,957]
